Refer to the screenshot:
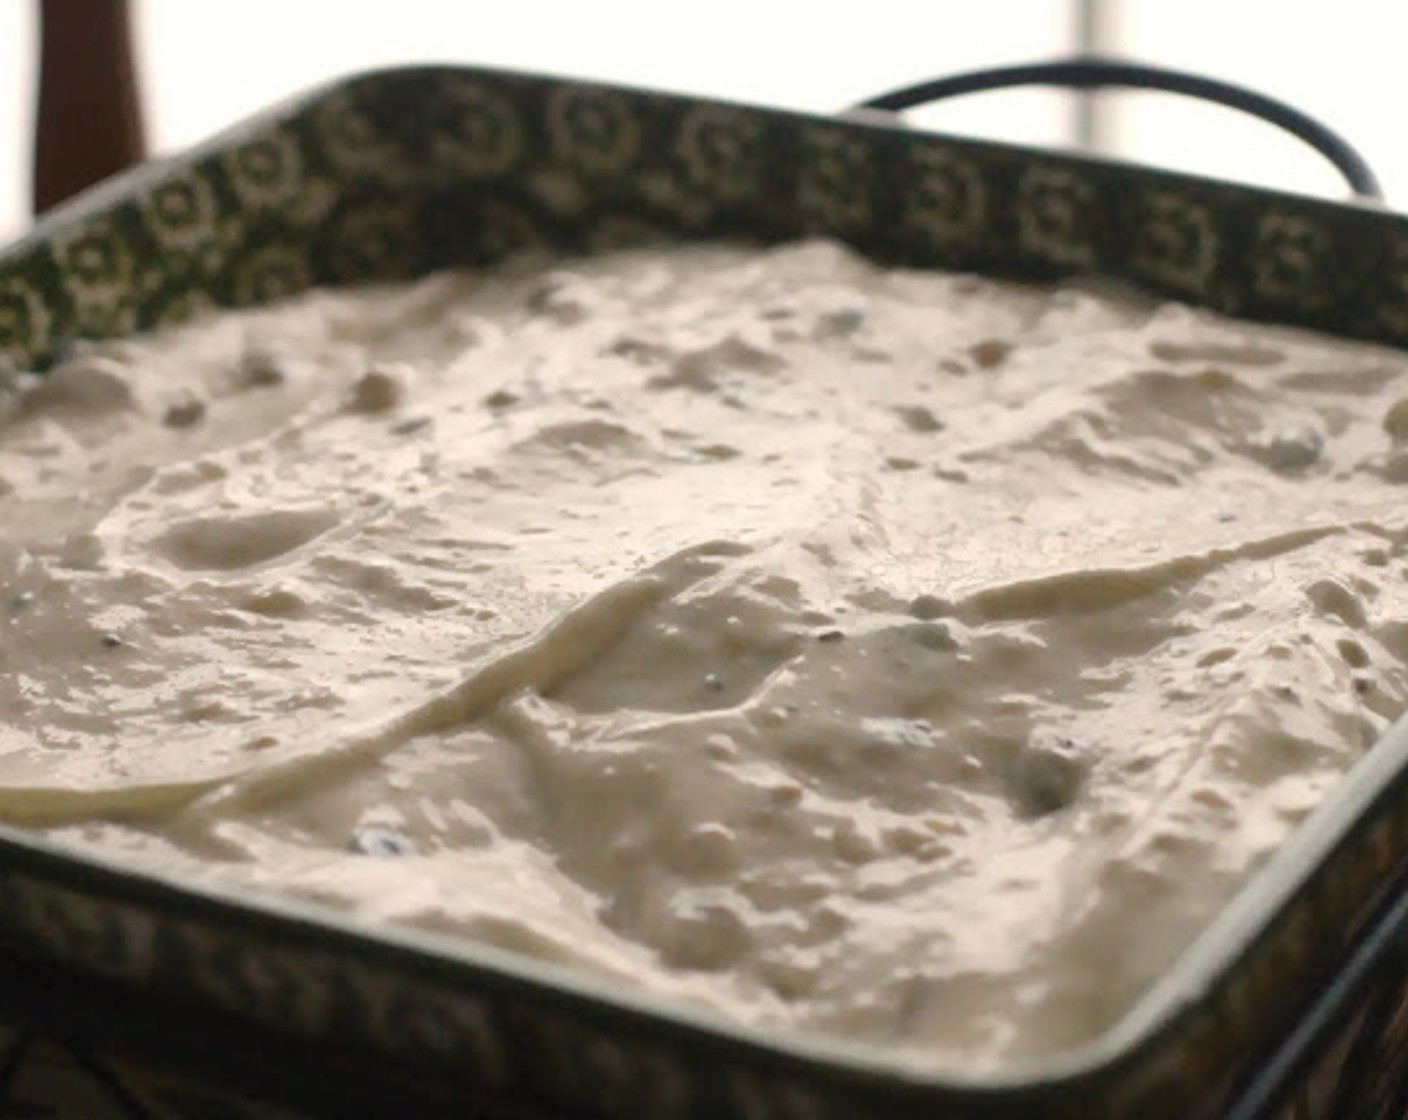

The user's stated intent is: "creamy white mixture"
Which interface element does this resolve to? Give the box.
[3,240,1408,1070]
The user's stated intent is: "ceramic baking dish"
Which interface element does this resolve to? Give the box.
[5,64,1408,1119]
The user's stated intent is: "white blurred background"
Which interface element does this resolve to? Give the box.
[1,1,1405,241]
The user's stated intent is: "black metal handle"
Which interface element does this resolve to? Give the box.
[853,57,1384,201]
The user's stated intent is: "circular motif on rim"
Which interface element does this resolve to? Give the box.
[313,93,403,183]
[51,216,138,336]
[1016,165,1097,269]
[325,198,422,283]
[1251,212,1332,309]
[1133,191,1217,298]
[675,106,764,200]
[796,126,873,234]
[139,170,222,255]
[903,142,987,248]
[433,78,525,179]
[546,87,641,177]
[222,128,306,211]
[231,243,314,307]
[0,276,52,368]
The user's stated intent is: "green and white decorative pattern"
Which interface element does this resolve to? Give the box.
[4,65,1408,372]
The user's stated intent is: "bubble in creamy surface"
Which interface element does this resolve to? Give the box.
[4,239,1408,1071]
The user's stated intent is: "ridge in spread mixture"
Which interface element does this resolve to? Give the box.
[3,239,1408,1070]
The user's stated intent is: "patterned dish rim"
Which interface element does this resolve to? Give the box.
[3,63,1408,1118]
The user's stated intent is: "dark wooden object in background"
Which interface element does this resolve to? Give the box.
[32,0,146,216]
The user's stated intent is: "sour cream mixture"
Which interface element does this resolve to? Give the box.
[3,240,1408,1069]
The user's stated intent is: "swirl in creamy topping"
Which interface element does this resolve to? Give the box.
[3,239,1408,1070]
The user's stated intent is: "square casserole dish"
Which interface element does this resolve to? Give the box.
[5,64,1408,1120]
